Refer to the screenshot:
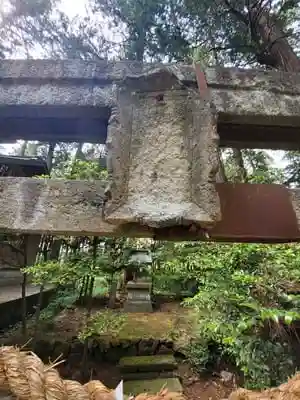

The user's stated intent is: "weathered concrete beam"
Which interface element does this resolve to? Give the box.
[0,60,194,82]
[0,177,152,237]
[1,60,300,149]
[203,66,300,150]
[0,178,299,243]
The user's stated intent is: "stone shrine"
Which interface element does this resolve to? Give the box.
[124,280,153,313]
[123,249,153,312]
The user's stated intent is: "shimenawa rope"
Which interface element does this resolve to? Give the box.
[0,346,185,400]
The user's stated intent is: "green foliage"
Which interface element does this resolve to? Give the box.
[24,249,110,287]
[92,0,193,62]
[93,276,109,296]
[60,159,108,181]
[222,149,285,184]
[284,151,300,186]
[3,0,300,66]
[158,242,300,388]
[78,310,127,341]
[185,339,211,370]
[39,289,79,321]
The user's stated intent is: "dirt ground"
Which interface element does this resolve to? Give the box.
[184,378,235,400]
[178,364,236,400]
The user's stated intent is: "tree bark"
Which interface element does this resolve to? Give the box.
[32,236,51,345]
[225,1,300,71]
[70,143,84,176]
[79,276,86,305]
[232,148,248,182]
[46,142,56,173]
[21,235,28,336]
[81,237,97,381]
[251,9,300,72]
[216,149,228,182]
[108,275,117,309]
[19,141,28,156]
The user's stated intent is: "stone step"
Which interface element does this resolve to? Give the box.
[123,300,153,313]
[122,371,175,381]
[119,355,177,373]
[124,378,183,396]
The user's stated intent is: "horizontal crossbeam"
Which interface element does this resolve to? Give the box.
[0,178,299,243]
[1,60,300,150]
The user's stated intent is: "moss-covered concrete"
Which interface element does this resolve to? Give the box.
[124,378,183,395]
[0,303,197,361]
[119,355,177,373]
[121,371,174,381]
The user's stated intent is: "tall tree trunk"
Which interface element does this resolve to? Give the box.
[47,142,56,173]
[108,273,117,309]
[32,236,51,346]
[79,276,87,305]
[225,2,300,71]
[19,141,28,156]
[21,235,28,336]
[81,237,97,381]
[134,29,146,62]
[252,9,300,72]
[225,4,300,185]
[83,276,90,306]
[216,149,227,182]
[232,148,248,182]
[74,142,84,160]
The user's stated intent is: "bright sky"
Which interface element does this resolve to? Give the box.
[0,0,89,17]
[59,0,87,17]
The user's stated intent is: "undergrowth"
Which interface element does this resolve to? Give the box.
[158,242,300,389]
[78,310,126,342]
[40,289,78,321]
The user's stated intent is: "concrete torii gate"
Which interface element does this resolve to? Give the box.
[0,60,300,243]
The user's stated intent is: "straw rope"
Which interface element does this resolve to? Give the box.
[0,346,185,400]
[228,373,300,400]
[5,344,300,400]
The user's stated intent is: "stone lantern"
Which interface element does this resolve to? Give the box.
[124,249,153,313]
[126,249,152,281]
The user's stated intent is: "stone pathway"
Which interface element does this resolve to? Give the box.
[118,354,183,396]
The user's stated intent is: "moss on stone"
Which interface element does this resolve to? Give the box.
[124,378,183,395]
[1,303,197,356]
[119,355,177,373]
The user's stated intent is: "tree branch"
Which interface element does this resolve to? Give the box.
[208,44,257,52]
